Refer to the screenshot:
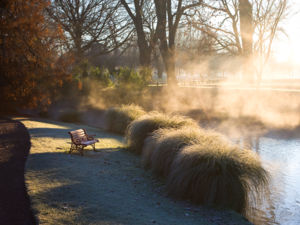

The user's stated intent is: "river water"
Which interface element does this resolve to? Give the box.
[235,133,300,225]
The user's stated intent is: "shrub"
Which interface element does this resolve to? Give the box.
[144,127,228,178]
[59,111,81,123]
[126,112,198,154]
[138,67,152,83]
[166,143,269,216]
[90,67,113,87]
[115,67,150,89]
[105,104,146,134]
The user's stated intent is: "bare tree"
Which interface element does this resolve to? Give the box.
[190,0,288,81]
[47,0,132,63]
[120,0,157,67]
[176,19,217,57]
[189,0,242,54]
[154,0,203,85]
[253,0,288,81]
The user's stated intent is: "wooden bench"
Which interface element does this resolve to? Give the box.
[68,129,99,156]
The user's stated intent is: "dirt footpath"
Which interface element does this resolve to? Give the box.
[17,117,252,225]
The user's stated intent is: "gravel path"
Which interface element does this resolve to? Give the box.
[17,117,252,225]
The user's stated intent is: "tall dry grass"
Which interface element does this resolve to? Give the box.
[105,104,146,134]
[126,112,198,154]
[124,107,269,217]
[166,143,269,215]
[142,127,228,178]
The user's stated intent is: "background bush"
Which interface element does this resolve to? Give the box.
[90,66,113,87]
[105,104,146,134]
[115,67,152,90]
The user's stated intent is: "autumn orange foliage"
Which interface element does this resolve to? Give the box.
[0,0,72,112]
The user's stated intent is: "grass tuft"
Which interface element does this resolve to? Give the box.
[126,112,198,154]
[105,104,146,134]
[143,127,228,178]
[166,143,269,215]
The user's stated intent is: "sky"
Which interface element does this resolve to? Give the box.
[273,0,300,63]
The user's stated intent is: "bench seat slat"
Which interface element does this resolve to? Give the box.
[81,140,97,145]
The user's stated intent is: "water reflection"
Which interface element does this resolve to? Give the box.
[235,134,300,225]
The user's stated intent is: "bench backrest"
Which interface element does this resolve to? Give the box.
[68,129,88,144]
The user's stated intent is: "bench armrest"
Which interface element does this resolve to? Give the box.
[87,134,96,140]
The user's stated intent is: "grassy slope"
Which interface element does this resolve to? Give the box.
[17,117,252,225]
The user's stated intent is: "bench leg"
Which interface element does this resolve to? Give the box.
[70,144,84,156]
[69,143,76,154]
[70,144,92,156]
[77,145,85,156]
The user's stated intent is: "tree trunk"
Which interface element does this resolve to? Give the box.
[239,0,254,82]
[159,41,177,86]
[240,0,253,56]
[165,49,177,85]
[136,32,152,67]
[134,2,152,67]
[120,0,152,67]
[154,0,177,86]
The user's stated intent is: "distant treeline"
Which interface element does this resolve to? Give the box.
[0,0,288,112]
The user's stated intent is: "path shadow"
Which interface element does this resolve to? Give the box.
[26,150,251,225]
[28,127,71,138]
[25,150,142,225]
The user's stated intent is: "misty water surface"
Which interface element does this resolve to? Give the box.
[236,134,300,225]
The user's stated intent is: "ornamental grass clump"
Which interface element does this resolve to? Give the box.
[166,143,269,216]
[142,127,228,178]
[105,104,146,134]
[126,112,198,154]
